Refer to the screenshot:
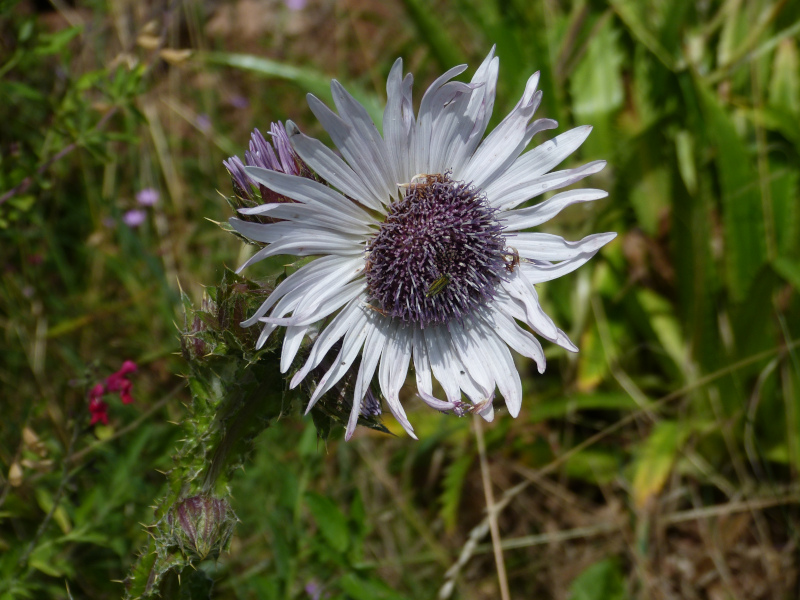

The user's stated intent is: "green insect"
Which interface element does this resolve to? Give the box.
[425,274,451,298]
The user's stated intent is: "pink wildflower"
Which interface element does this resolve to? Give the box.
[89,397,109,425]
[87,360,139,424]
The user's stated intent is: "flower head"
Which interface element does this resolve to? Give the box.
[89,397,109,425]
[224,122,314,203]
[123,209,147,228]
[229,48,615,439]
[136,188,159,206]
[87,360,139,424]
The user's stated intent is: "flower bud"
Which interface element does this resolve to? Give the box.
[167,495,236,559]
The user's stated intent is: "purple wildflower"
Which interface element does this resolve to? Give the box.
[304,580,322,600]
[224,122,313,204]
[123,209,147,228]
[228,95,249,109]
[136,188,159,206]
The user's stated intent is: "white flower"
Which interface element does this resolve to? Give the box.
[229,48,616,440]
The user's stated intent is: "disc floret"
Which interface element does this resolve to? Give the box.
[365,173,506,327]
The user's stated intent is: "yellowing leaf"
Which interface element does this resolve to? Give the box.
[632,420,687,510]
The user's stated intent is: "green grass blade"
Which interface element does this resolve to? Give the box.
[202,52,385,128]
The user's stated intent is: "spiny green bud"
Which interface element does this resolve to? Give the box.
[166,495,236,560]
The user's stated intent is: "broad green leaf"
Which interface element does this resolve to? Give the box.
[576,324,607,392]
[304,492,349,553]
[564,448,621,485]
[34,26,81,56]
[770,168,799,257]
[717,0,748,67]
[34,487,71,534]
[693,74,767,301]
[629,163,671,235]
[674,130,697,195]
[529,393,642,424]
[635,289,685,373]
[769,39,799,116]
[29,558,65,579]
[609,0,675,70]
[570,18,624,158]
[631,420,688,509]
[202,52,384,129]
[773,257,800,291]
[568,558,626,600]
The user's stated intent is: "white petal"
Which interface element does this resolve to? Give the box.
[487,125,593,196]
[330,80,396,199]
[378,325,416,438]
[233,226,364,271]
[290,298,367,388]
[244,166,375,223]
[449,319,494,398]
[412,327,433,396]
[412,327,457,411]
[476,322,522,417]
[500,272,558,341]
[426,81,481,175]
[229,218,360,246]
[261,280,365,327]
[280,325,308,373]
[457,72,541,187]
[482,306,546,373]
[286,121,385,213]
[305,313,371,412]
[477,402,495,422]
[489,160,607,211]
[383,59,416,187]
[414,64,469,174]
[307,94,394,204]
[452,47,499,168]
[256,321,279,350]
[346,319,388,440]
[510,232,616,261]
[501,189,608,230]
[556,328,579,353]
[248,262,362,327]
[424,326,462,404]
[238,202,376,236]
[242,255,362,327]
[519,232,617,283]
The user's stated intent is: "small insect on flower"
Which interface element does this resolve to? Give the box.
[503,247,521,273]
[425,274,451,298]
[362,302,390,317]
[398,173,447,193]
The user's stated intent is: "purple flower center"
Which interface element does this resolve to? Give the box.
[365,174,506,327]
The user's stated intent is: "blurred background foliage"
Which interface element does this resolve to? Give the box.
[1,0,800,598]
